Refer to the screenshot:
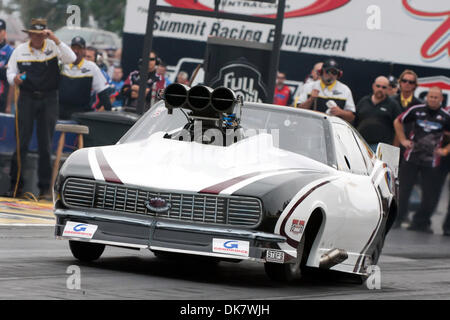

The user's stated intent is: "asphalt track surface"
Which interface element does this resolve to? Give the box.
[0,193,449,301]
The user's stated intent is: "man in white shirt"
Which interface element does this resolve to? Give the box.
[6,18,76,199]
[59,36,111,120]
[297,59,355,123]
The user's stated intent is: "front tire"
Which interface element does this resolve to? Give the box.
[69,240,105,262]
[264,236,305,282]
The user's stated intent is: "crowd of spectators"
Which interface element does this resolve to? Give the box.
[276,59,450,236]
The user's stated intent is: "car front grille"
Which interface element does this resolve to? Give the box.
[62,178,262,227]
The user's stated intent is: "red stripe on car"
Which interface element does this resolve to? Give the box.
[199,168,301,194]
[96,148,123,184]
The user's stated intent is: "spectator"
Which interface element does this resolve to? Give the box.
[58,36,112,120]
[0,19,14,113]
[297,58,355,123]
[85,46,111,83]
[304,61,323,84]
[157,62,171,87]
[273,71,293,106]
[387,75,398,97]
[85,46,112,111]
[392,70,424,157]
[110,65,124,107]
[393,69,423,109]
[294,62,323,107]
[176,71,190,85]
[354,76,403,151]
[85,46,98,64]
[6,18,76,199]
[393,87,450,232]
[121,50,165,113]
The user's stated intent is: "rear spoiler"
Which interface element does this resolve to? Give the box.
[376,143,400,178]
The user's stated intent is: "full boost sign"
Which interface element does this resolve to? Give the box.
[209,61,268,103]
[204,37,271,103]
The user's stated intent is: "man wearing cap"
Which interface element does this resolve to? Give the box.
[387,75,399,97]
[6,18,76,199]
[297,59,355,123]
[0,19,14,113]
[59,36,112,120]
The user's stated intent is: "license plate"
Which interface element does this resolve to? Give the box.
[266,249,285,263]
[63,221,98,239]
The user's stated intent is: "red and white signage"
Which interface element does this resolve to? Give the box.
[124,0,449,69]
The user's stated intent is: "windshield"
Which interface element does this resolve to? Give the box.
[119,101,333,166]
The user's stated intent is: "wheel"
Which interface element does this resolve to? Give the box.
[69,240,105,262]
[264,236,305,282]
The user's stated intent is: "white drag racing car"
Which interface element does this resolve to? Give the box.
[54,84,399,281]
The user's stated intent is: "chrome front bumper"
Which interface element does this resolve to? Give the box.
[54,208,295,263]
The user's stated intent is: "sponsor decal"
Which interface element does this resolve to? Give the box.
[402,0,450,62]
[210,60,268,103]
[63,221,98,239]
[164,0,350,19]
[212,238,250,257]
[44,49,53,56]
[144,197,171,213]
[290,219,305,235]
[266,249,285,264]
[416,119,442,132]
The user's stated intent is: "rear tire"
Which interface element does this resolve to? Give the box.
[264,236,305,282]
[69,240,105,262]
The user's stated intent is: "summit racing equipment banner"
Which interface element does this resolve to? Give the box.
[121,0,449,104]
[124,0,448,69]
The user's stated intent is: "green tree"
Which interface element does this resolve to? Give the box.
[8,0,126,35]
[14,0,90,31]
[87,0,126,35]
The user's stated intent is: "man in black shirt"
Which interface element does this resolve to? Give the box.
[354,76,403,151]
[393,87,450,232]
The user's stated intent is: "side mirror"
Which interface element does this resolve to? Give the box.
[376,143,400,178]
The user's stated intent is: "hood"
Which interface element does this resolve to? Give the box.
[60,132,332,195]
